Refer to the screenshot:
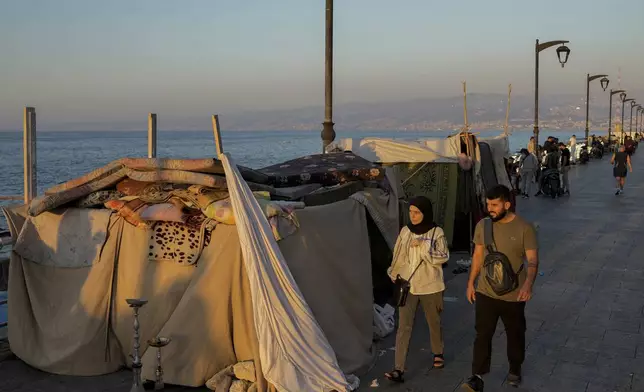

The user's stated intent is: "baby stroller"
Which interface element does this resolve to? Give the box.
[539,168,561,199]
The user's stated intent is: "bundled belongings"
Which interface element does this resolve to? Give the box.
[28,158,303,245]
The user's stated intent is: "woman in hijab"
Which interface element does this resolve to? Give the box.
[384,196,450,383]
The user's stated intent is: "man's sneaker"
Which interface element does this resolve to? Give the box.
[615,189,621,195]
[461,375,484,391]
[506,373,522,387]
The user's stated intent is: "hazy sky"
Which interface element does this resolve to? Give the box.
[1,0,644,129]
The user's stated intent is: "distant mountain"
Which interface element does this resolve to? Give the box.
[220,92,625,131]
[2,92,639,132]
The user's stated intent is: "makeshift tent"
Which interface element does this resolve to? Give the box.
[326,132,513,251]
[2,154,400,391]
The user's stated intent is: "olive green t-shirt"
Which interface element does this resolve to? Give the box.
[473,215,538,302]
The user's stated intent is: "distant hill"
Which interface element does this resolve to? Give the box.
[2,92,639,132]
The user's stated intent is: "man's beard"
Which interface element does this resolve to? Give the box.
[490,209,508,222]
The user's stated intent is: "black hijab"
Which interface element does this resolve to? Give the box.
[407,196,437,235]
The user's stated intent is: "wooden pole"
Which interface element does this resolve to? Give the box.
[23,107,37,205]
[504,84,512,135]
[211,115,224,156]
[148,113,157,158]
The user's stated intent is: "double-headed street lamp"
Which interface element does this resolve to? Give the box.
[534,39,571,150]
[629,101,639,138]
[609,89,626,144]
[585,74,609,147]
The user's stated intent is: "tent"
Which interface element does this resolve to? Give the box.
[327,132,513,251]
[2,154,401,391]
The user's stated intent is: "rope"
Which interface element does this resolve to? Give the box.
[400,162,429,186]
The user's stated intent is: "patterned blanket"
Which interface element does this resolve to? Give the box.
[391,162,458,246]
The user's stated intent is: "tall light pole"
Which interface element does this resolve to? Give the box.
[608,89,626,145]
[621,95,634,144]
[629,100,638,138]
[321,0,335,153]
[639,107,643,135]
[584,74,609,146]
[534,39,571,151]
[635,106,642,137]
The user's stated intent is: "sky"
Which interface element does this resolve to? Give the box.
[1,0,644,129]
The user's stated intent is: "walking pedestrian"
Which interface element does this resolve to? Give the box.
[527,137,537,156]
[461,185,539,391]
[518,149,538,199]
[384,196,449,383]
[559,142,571,195]
[569,134,577,164]
[611,145,633,195]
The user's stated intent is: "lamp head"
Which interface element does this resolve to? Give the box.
[556,45,571,67]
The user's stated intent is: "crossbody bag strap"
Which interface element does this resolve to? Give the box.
[407,229,437,281]
[483,217,497,254]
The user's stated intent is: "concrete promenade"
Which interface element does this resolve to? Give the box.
[1,151,644,391]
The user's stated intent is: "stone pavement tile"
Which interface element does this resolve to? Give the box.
[566,325,607,340]
[531,376,589,392]
[522,352,558,376]
[605,319,641,334]
[586,380,632,392]
[603,329,644,349]
[539,318,578,333]
[551,361,597,382]
[564,336,603,352]
[556,347,599,366]
[620,280,644,293]
[610,309,644,324]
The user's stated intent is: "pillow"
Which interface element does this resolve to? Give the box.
[139,203,187,223]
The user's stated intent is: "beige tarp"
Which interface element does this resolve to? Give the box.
[2,195,375,389]
[221,154,352,392]
[326,138,458,163]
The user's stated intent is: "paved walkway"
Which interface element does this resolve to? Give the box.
[362,154,644,391]
[2,152,644,391]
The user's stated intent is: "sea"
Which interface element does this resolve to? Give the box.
[0,128,587,222]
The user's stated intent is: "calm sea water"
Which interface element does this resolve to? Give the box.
[0,129,583,199]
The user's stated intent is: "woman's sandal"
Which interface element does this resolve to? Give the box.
[432,354,445,369]
[384,369,404,383]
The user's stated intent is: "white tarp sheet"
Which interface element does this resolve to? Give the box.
[220,153,351,392]
[326,138,458,163]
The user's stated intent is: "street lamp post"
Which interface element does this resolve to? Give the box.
[621,95,634,144]
[584,74,609,147]
[629,101,638,138]
[635,106,642,138]
[608,89,626,146]
[321,0,335,153]
[534,39,571,151]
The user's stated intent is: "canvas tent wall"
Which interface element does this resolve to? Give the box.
[0,154,395,391]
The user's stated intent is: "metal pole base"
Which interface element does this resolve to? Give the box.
[321,121,336,153]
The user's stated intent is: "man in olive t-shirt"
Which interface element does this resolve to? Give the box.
[461,185,539,392]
